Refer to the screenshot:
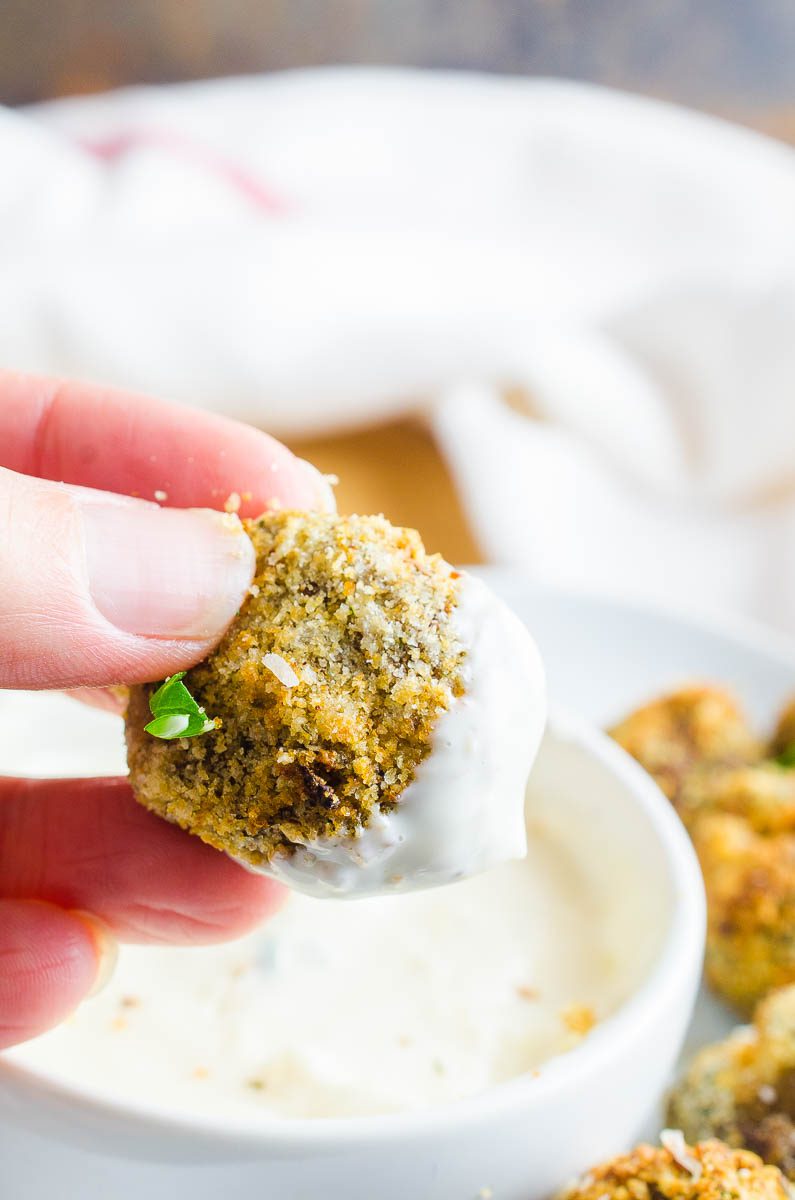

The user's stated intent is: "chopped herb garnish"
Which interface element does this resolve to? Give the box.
[775,744,795,768]
[144,672,215,740]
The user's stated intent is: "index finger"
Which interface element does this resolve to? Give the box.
[0,776,282,944]
[0,371,333,517]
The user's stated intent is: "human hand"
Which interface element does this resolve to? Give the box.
[0,371,334,1048]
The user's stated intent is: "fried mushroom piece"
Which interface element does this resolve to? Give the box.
[772,701,795,761]
[668,984,795,1180]
[557,1136,790,1200]
[679,764,795,836]
[608,686,761,807]
[125,511,465,871]
[610,689,795,1013]
[683,766,795,1013]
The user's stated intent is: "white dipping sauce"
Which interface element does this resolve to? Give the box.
[0,690,649,1122]
[260,573,547,897]
[8,808,631,1119]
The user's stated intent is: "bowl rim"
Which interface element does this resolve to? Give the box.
[0,703,706,1152]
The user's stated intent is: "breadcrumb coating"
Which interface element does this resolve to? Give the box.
[609,687,795,1013]
[557,1138,790,1199]
[608,686,761,807]
[693,810,795,1014]
[668,985,795,1180]
[680,766,795,837]
[126,511,465,868]
[772,701,795,761]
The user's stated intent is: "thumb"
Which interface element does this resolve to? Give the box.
[0,466,255,688]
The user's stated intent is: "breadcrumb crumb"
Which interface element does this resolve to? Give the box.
[557,1137,790,1198]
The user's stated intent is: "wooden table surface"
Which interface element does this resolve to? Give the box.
[288,418,483,565]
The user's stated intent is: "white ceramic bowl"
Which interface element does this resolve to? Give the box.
[0,708,704,1200]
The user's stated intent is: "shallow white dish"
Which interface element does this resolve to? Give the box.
[4,572,792,1199]
[0,705,702,1200]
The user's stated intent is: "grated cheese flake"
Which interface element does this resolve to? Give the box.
[262,653,301,688]
[660,1129,702,1180]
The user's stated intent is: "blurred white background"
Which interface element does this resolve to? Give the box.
[1,1,794,626]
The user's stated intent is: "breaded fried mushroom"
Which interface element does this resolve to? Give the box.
[668,984,795,1179]
[683,766,795,1013]
[557,1135,790,1199]
[679,765,795,837]
[610,689,795,1012]
[126,510,544,897]
[608,686,760,807]
[772,701,795,762]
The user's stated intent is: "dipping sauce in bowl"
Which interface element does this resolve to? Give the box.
[1,692,664,1124]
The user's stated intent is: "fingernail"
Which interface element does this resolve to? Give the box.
[294,458,337,513]
[69,910,119,997]
[81,498,255,640]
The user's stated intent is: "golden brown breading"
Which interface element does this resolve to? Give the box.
[609,689,795,1013]
[692,813,795,1014]
[126,511,465,868]
[675,761,795,1013]
[772,701,795,761]
[608,686,760,807]
[557,1137,790,1199]
[668,985,795,1180]
[679,765,795,837]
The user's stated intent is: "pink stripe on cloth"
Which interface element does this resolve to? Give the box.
[80,130,289,215]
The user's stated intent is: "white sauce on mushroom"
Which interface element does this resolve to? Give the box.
[255,572,546,897]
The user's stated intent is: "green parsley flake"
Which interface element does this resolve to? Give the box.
[776,744,795,768]
[144,672,215,740]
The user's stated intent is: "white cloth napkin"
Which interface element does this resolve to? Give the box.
[3,68,795,629]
